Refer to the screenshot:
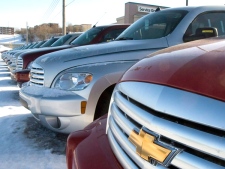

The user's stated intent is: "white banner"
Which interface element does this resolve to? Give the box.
[138,6,156,13]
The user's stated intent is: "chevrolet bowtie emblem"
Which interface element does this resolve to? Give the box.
[129,129,171,163]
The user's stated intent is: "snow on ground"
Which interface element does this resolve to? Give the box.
[0,57,68,169]
[0,34,24,44]
[0,45,11,52]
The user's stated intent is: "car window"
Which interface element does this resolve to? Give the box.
[116,10,188,40]
[27,43,37,48]
[40,38,59,47]
[184,12,225,38]
[50,34,72,47]
[101,28,126,42]
[33,41,45,48]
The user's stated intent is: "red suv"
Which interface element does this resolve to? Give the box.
[66,36,225,169]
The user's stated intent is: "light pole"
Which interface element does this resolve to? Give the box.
[62,0,66,35]
[186,0,188,6]
[26,22,29,44]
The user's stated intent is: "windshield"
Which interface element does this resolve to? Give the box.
[33,41,45,48]
[27,43,37,49]
[116,10,188,40]
[40,38,59,47]
[71,27,104,46]
[50,34,72,47]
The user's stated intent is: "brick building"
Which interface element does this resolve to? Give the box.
[116,2,168,24]
[0,27,14,35]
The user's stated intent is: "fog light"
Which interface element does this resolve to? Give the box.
[45,116,61,128]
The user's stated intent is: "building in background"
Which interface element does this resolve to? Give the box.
[0,2,167,46]
[39,23,58,28]
[0,27,14,35]
[68,24,92,32]
[116,2,168,24]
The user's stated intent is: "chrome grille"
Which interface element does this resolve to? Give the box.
[6,54,13,64]
[30,62,44,86]
[16,57,23,70]
[11,56,16,65]
[107,82,225,169]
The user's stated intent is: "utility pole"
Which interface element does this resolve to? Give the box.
[186,0,188,6]
[62,0,66,35]
[26,22,28,44]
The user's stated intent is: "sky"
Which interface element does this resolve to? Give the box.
[0,40,68,168]
[0,0,225,29]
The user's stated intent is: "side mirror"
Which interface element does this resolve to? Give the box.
[183,27,218,42]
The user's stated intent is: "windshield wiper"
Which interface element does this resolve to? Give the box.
[116,37,133,41]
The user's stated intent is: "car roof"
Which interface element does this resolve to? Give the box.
[160,5,225,12]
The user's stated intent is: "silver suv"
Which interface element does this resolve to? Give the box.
[20,6,225,133]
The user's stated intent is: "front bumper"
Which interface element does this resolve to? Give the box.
[66,114,122,169]
[19,84,88,134]
[12,69,30,87]
[10,71,16,81]
[8,63,16,72]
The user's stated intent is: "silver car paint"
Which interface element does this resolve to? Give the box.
[20,6,225,133]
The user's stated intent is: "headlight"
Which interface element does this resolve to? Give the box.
[27,61,33,69]
[54,73,93,91]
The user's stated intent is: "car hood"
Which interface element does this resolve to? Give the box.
[35,38,168,67]
[20,45,72,59]
[121,37,225,102]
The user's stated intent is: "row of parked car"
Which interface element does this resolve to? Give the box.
[1,5,225,169]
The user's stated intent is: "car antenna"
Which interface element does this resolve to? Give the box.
[93,12,107,28]
[155,7,160,12]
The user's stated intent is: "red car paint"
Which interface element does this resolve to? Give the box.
[66,36,225,169]
[121,37,225,102]
[66,114,122,169]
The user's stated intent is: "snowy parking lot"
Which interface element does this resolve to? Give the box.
[0,57,68,169]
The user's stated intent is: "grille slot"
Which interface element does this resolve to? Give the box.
[11,57,16,65]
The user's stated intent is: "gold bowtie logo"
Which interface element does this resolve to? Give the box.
[129,129,171,163]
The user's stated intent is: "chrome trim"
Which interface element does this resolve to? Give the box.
[16,56,23,70]
[30,79,44,85]
[31,74,44,79]
[109,115,145,168]
[108,129,140,169]
[116,82,225,130]
[31,69,44,74]
[30,62,44,86]
[113,90,225,159]
[11,57,16,65]
[107,82,225,168]
[172,151,225,169]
